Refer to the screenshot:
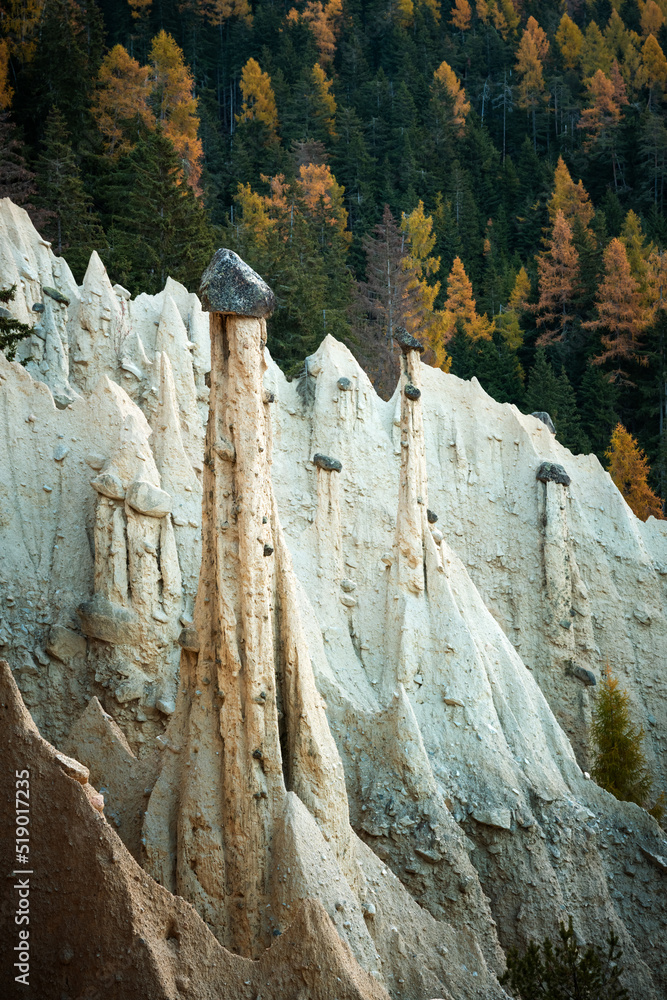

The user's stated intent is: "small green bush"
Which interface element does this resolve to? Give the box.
[0,285,30,361]
[500,916,628,1000]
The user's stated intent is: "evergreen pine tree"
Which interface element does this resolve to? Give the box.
[554,369,590,455]
[524,347,561,417]
[104,127,215,295]
[0,286,31,360]
[20,0,104,138]
[501,917,629,1000]
[0,112,50,230]
[579,366,618,461]
[474,332,525,405]
[448,321,476,381]
[36,108,106,280]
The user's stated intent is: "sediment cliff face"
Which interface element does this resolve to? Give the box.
[0,198,666,999]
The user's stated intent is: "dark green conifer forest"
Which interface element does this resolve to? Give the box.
[2,0,667,510]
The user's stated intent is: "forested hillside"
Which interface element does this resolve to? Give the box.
[2,0,667,509]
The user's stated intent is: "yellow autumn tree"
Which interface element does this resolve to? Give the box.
[128,0,152,21]
[478,0,518,39]
[149,30,203,190]
[302,0,342,65]
[237,57,279,136]
[606,423,664,520]
[1,0,43,64]
[93,45,153,157]
[234,181,276,245]
[432,60,470,135]
[547,156,594,230]
[400,201,450,370]
[577,69,627,190]
[431,61,471,138]
[204,0,252,28]
[641,0,664,38]
[450,0,471,32]
[0,39,12,110]
[508,266,531,313]
[640,33,667,106]
[516,16,549,145]
[311,62,337,137]
[443,256,494,343]
[298,162,349,237]
[555,13,584,70]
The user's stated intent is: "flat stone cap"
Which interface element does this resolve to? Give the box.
[199,248,276,318]
[536,461,571,486]
[394,326,424,354]
[313,453,342,472]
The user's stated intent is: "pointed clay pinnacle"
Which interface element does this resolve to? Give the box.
[394,326,424,354]
[199,248,276,318]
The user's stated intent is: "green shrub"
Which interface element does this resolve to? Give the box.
[0,286,30,361]
[500,916,628,1000]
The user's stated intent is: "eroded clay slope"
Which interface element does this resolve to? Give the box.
[0,198,666,999]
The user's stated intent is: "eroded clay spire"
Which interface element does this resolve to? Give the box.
[393,327,429,596]
[144,249,356,959]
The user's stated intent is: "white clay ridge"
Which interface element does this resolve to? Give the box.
[1,196,666,999]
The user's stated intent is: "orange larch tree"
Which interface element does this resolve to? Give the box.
[515,16,549,148]
[0,39,12,110]
[450,0,471,33]
[443,256,494,343]
[432,61,471,136]
[301,0,342,66]
[586,238,646,365]
[204,0,252,29]
[535,209,580,346]
[641,0,664,38]
[298,162,348,237]
[237,57,279,137]
[606,423,664,519]
[547,156,594,230]
[93,44,153,157]
[577,68,627,191]
[149,30,203,191]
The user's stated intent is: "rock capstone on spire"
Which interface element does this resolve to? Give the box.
[199,248,276,317]
[393,326,424,354]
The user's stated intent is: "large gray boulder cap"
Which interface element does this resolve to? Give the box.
[199,248,276,317]
[394,326,425,354]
